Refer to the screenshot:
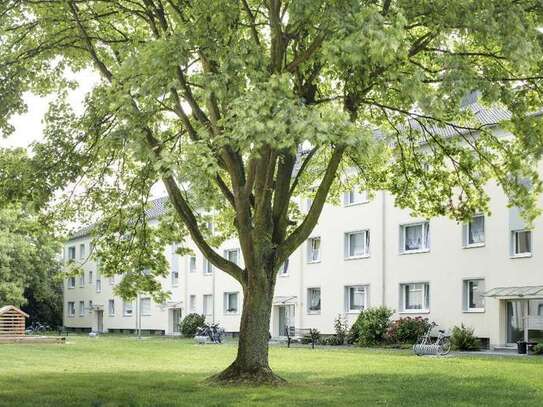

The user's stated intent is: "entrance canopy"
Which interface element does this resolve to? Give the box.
[485,286,543,299]
[273,296,297,305]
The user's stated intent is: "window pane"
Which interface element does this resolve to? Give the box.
[405,225,422,251]
[405,284,423,309]
[349,287,365,310]
[468,216,485,244]
[516,231,531,254]
[349,233,365,256]
[468,280,484,309]
[309,288,321,312]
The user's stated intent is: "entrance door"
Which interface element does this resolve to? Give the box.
[172,308,182,334]
[507,299,543,344]
[277,305,295,337]
[96,311,104,333]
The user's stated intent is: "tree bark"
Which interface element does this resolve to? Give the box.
[209,268,285,385]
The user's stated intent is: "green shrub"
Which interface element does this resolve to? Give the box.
[450,324,480,351]
[301,328,321,345]
[332,314,348,345]
[386,316,432,344]
[180,313,206,337]
[321,335,344,346]
[533,343,543,355]
[349,307,393,346]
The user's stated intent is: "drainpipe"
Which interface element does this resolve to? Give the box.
[381,191,387,307]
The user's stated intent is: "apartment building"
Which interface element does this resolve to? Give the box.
[63,166,543,348]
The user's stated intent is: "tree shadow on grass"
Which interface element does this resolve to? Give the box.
[1,368,542,407]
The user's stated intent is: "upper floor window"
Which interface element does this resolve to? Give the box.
[307,237,321,263]
[79,273,85,287]
[224,292,239,314]
[345,230,370,259]
[512,230,532,257]
[463,215,485,248]
[88,270,93,284]
[140,297,151,316]
[108,299,115,316]
[224,249,240,266]
[400,283,430,313]
[79,243,86,259]
[96,278,102,293]
[79,301,85,317]
[343,189,368,206]
[67,277,76,289]
[307,288,321,314]
[400,222,430,254]
[463,279,485,312]
[345,286,367,313]
[67,246,76,261]
[279,259,289,276]
[171,269,179,286]
[123,302,133,316]
[203,258,213,274]
[189,256,197,273]
[67,302,75,317]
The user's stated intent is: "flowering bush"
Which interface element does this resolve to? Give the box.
[386,316,432,344]
[349,307,393,346]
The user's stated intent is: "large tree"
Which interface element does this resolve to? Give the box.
[2,1,543,383]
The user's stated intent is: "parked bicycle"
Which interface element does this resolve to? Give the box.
[195,323,225,344]
[413,322,451,356]
[25,321,50,335]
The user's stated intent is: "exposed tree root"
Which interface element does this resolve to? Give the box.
[206,362,287,386]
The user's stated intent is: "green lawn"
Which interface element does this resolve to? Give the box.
[0,336,542,406]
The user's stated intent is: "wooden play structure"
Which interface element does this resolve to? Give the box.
[0,305,65,344]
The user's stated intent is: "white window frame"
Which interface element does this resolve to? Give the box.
[307,237,321,263]
[67,276,76,289]
[140,297,151,316]
[67,302,75,317]
[203,258,213,275]
[123,302,133,317]
[108,299,115,316]
[203,294,213,316]
[344,230,370,259]
[79,301,85,317]
[511,229,532,258]
[345,285,367,313]
[343,189,369,206]
[224,249,241,266]
[224,292,239,314]
[79,243,86,259]
[400,222,430,254]
[307,287,321,314]
[400,282,430,313]
[463,279,485,313]
[188,256,197,273]
[463,215,485,248]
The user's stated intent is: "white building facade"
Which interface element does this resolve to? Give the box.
[63,172,543,349]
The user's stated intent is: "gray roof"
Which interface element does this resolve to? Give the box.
[68,196,169,241]
[485,286,543,298]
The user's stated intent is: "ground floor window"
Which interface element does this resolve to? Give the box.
[345,286,367,312]
[224,292,239,314]
[108,299,115,316]
[67,302,75,317]
[307,288,321,314]
[189,295,196,313]
[79,301,85,317]
[140,298,151,316]
[463,279,485,312]
[400,283,429,312]
[123,302,133,316]
[203,294,213,316]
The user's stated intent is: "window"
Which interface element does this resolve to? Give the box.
[279,259,289,276]
[79,273,85,287]
[88,270,93,284]
[123,302,133,316]
[79,243,86,259]
[108,299,115,316]
[307,237,321,263]
[512,230,532,257]
[463,279,485,312]
[96,278,102,293]
[203,259,213,274]
[224,249,240,266]
[307,288,321,313]
[400,222,430,253]
[189,295,196,313]
[88,300,93,314]
[79,301,85,316]
[463,215,485,247]
[203,294,213,316]
[343,189,368,206]
[109,276,115,285]
[67,302,75,317]
[224,292,239,314]
[140,298,151,316]
[171,269,179,285]
[400,283,430,313]
[67,276,76,289]
[67,246,76,261]
[345,231,370,259]
[346,286,367,312]
[189,256,197,273]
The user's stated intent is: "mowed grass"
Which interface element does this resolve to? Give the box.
[0,336,542,407]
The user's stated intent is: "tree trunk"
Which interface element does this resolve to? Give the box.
[208,270,285,385]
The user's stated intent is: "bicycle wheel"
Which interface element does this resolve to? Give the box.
[438,337,451,355]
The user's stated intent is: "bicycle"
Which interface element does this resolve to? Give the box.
[414,322,451,356]
[25,322,50,336]
[195,323,225,344]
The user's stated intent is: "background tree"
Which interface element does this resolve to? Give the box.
[1,1,543,383]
